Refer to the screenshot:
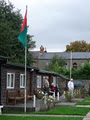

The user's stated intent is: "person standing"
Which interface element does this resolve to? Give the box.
[68,78,74,97]
[44,77,49,95]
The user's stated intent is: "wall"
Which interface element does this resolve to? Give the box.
[34,59,89,70]
[1,65,31,104]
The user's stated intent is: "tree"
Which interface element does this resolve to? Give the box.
[45,54,66,72]
[0,0,36,65]
[65,40,90,52]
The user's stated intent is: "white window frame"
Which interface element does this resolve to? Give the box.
[53,77,57,86]
[37,75,41,88]
[20,74,25,88]
[7,73,15,89]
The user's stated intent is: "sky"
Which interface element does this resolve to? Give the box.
[6,0,90,52]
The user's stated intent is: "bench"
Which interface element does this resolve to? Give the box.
[6,90,24,104]
[0,106,3,115]
[19,89,33,102]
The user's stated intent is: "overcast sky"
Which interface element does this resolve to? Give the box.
[6,0,90,52]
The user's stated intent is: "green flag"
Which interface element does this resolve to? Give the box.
[18,8,27,47]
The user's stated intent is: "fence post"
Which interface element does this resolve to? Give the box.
[57,92,59,101]
[33,95,36,107]
[44,93,47,104]
[0,106,3,115]
[53,92,55,99]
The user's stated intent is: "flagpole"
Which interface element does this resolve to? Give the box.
[24,46,27,112]
[18,5,27,112]
[70,51,72,80]
[24,5,27,113]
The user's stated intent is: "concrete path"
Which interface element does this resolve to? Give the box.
[76,105,90,108]
[83,112,90,120]
[3,113,84,118]
[55,102,76,106]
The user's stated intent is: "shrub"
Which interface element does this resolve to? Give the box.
[34,89,44,99]
[65,91,73,102]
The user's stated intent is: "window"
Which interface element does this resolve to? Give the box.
[37,76,41,88]
[20,74,25,88]
[53,77,57,86]
[73,63,77,69]
[7,73,15,89]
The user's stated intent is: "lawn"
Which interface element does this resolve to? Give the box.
[77,101,90,105]
[0,116,83,120]
[34,106,90,116]
[77,97,90,105]
[84,97,90,101]
[3,106,90,116]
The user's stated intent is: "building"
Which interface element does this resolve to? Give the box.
[0,56,68,110]
[31,46,90,70]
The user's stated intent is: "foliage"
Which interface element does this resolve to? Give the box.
[34,89,44,99]
[46,95,55,105]
[88,84,90,96]
[65,40,90,52]
[62,61,90,80]
[0,116,83,120]
[65,91,73,102]
[74,88,87,98]
[45,53,90,80]
[72,61,90,79]
[45,54,66,73]
[0,0,36,65]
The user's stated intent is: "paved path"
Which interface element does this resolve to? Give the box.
[55,102,76,106]
[76,105,90,108]
[83,112,90,120]
[3,113,84,118]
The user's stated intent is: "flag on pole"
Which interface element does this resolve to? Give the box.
[18,7,27,112]
[18,8,27,47]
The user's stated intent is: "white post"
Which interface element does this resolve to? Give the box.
[44,94,47,104]
[24,47,27,112]
[53,92,55,99]
[33,95,36,107]
[0,106,3,115]
[57,92,59,101]
[70,51,72,80]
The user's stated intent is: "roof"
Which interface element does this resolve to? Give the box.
[2,63,39,71]
[0,56,8,64]
[38,70,69,80]
[38,70,60,76]
[31,52,90,60]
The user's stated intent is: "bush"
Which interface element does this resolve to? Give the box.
[34,89,44,99]
[74,87,87,98]
[65,91,73,102]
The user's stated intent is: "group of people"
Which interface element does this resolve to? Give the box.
[44,77,60,96]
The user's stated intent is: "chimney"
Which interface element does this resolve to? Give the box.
[40,45,44,53]
[44,47,47,52]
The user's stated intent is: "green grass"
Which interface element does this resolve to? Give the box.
[3,106,90,116]
[34,106,90,116]
[0,116,83,120]
[3,110,25,114]
[77,101,90,105]
[84,97,90,101]
[76,97,90,105]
